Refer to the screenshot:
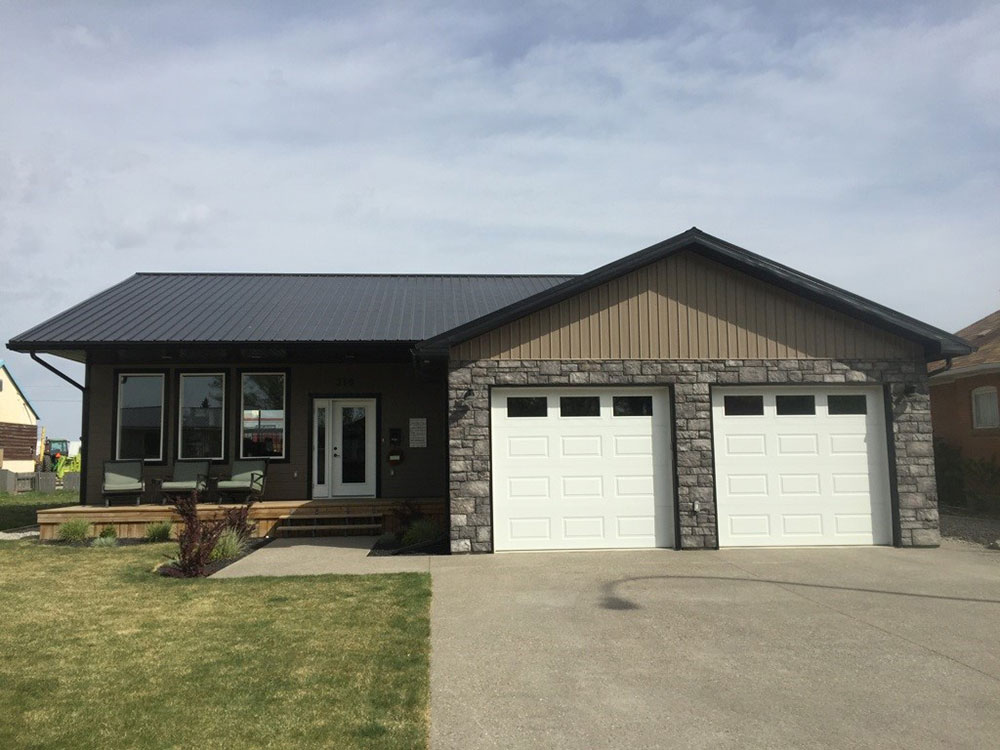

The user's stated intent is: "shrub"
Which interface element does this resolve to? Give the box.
[98,525,117,540]
[965,457,1000,514]
[223,502,257,539]
[91,535,118,548]
[401,519,444,548]
[933,438,965,507]
[145,521,173,542]
[172,492,227,577]
[210,527,250,562]
[56,519,91,543]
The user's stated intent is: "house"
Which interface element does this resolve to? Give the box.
[0,360,40,473]
[6,228,971,551]
[929,309,1000,462]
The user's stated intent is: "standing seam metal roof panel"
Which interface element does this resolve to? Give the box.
[8,273,575,346]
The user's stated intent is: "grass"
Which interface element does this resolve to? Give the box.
[0,490,78,531]
[0,540,431,749]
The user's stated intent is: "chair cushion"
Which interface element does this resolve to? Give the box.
[161,480,205,492]
[217,480,252,491]
[103,482,143,493]
[104,461,143,488]
[228,460,266,484]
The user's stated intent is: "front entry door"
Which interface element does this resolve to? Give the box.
[312,398,377,498]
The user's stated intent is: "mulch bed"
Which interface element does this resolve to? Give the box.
[939,508,1000,549]
[156,536,272,577]
[368,537,449,557]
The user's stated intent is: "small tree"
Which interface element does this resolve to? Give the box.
[171,492,227,577]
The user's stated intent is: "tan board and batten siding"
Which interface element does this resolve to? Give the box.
[452,251,922,361]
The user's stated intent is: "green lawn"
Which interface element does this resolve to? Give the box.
[0,490,78,531]
[0,540,431,749]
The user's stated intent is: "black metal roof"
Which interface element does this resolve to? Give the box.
[417,228,973,360]
[8,228,972,362]
[7,273,573,351]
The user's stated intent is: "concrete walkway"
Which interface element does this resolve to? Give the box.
[211,536,431,577]
[430,542,1000,749]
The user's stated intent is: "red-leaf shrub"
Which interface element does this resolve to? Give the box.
[171,492,227,577]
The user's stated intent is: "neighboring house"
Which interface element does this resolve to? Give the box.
[929,309,1000,462]
[0,360,40,473]
[6,228,971,550]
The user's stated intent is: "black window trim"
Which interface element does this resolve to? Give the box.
[177,371,227,461]
[238,370,289,461]
[114,370,166,463]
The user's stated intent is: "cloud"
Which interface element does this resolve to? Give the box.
[1,0,998,437]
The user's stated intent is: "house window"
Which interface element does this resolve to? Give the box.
[241,373,286,458]
[560,396,600,417]
[972,386,999,429]
[179,373,225,459]
[116,374,164,460]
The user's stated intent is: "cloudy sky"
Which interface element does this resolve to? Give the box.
[1,1,998,439]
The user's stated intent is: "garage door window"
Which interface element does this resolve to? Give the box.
[560,396,600,417]
[613,396,653,416]
[507,397,547,417]
[724,395,763,416]
[828,395,867,415]
[776,394,815,415]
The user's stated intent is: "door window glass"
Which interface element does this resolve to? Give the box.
[560,396,600,417]
[723,395,763,416]
[776,395,816,415]
[341,407,366,483]
[316,407,326,485]
[613,396,653,416]
[828,395,867,415]
[507,397,547,417]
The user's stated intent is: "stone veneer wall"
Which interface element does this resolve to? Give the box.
[448,358,939,553]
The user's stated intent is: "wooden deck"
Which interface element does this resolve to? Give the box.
[36,498,445,541]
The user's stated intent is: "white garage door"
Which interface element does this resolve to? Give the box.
[491,388,674,551]
[713,387,893,547]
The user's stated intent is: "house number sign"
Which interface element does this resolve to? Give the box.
[409,418,427,448]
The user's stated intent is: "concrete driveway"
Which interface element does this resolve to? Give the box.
[430,542,1000,749]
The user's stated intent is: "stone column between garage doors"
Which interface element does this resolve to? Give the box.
[447,358,938,553]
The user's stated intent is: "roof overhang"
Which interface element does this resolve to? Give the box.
[928,362,1000,384]
[415,228,974,362]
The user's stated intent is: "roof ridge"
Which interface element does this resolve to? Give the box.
[133,272,576,278]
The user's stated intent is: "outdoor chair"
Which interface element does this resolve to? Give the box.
[157,460,210,503]
[102,460,145,506]
[217,460,267,503]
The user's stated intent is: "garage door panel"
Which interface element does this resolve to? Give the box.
[714,386,892,547]
[492,388,674,551]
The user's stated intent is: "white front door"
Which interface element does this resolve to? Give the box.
[312,398,377,498]
[712,387,893,547]
[491,388,674,551]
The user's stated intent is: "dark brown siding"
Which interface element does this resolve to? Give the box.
[452,251,923,361]
[0,422,37,461]
[84,362,447,505]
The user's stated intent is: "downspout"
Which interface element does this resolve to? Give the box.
[926,356,953,379]
[30,353,87,505]
[30,353,85,392]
